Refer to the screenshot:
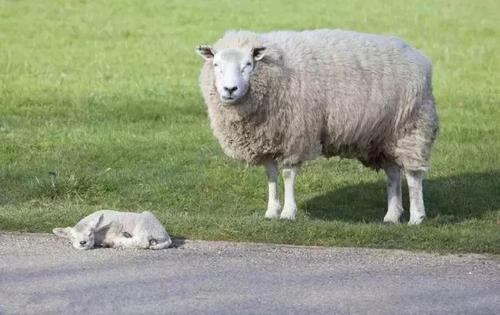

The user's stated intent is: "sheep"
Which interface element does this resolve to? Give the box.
[196,29,439,224]
[53,210,172,250]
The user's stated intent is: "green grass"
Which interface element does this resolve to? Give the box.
[1,0,499,254]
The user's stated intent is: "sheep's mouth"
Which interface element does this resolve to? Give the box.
[221,95,238,104]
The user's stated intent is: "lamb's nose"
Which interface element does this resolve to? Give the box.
[224,86,238,94]
[80,241,87,245]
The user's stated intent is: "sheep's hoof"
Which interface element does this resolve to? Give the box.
[280,204,297,220]
[264,202,281,219]
[408,215,425,225]
[264,210,280,219]
[383,217,400,224]
[383,208,403,224]
[279,211,296,221]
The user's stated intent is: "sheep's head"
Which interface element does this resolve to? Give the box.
[53,214,103,250]
[197,46,266,105]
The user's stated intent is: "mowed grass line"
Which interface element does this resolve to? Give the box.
[0,0,499,253]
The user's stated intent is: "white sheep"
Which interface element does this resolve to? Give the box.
[53,210,172,250]
[196,29,439,224]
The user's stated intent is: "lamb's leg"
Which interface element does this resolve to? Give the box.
[383,165,404,223]
[405,170,426,225]
[111,235,150,249]
[264,160,281,219]
[280,165,299,220]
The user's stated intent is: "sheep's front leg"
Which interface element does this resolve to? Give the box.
[405,170,426,225]
[280,165,299,220]
[264,160,281,219]
[383,165,404,223]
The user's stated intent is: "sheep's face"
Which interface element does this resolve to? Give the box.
[197,46,266,104]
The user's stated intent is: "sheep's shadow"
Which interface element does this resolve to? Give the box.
[302,171,500,223]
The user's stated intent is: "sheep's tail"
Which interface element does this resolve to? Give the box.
[149,238,172,250]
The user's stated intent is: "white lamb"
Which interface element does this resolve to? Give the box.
[53,210,172,250]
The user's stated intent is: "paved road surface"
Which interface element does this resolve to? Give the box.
[0,232,499,314]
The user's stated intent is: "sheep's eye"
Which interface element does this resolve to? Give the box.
[241,62,252,73]
[213,63,218,67]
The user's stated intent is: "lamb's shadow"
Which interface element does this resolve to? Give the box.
[171,237,186,248]
[303,171,500,223]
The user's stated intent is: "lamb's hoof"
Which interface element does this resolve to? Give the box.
[408,215,425,225]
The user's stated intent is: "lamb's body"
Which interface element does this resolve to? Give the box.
[75,210,171,249]
[198,29,438,223]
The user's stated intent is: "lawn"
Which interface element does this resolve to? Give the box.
[0,0,499,253]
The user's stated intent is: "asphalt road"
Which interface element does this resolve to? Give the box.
[0,232,499,315]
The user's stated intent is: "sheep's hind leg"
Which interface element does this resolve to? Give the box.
[264,160,281,219]
[405,170,426,225]
[383,165,404,224]
[280,165,299,220]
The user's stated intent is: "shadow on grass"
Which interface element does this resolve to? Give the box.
[303,171,500,223]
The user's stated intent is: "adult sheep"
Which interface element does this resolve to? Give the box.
[196,29,438,224]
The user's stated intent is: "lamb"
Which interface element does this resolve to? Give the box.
[53,210,172,250]
[196,29,439,224]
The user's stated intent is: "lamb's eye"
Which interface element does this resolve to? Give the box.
[213,63,218,67]
[246,62,252,67]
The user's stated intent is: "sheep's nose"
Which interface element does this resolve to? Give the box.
[80,241,87,245]
[224,86,238,94]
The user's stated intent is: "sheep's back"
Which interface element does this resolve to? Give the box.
[262,30,432,163]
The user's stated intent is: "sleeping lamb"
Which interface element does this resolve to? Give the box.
[196,29,439,224]
[53,210,172,250]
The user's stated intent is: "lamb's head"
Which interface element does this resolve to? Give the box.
[196,46,266,104]
[53,214,103,250]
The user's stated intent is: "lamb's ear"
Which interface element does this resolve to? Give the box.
[53,227,72,238]
[252,47,267,61]
[196,46,215,60]
[88,214,104,230]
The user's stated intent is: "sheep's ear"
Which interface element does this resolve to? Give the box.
[53,227,72,238]
[196,46,215,60]
[252,46,266,61]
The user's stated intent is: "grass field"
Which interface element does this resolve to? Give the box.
[1,0,499,253]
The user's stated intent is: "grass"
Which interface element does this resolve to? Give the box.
[0,0,499,254]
